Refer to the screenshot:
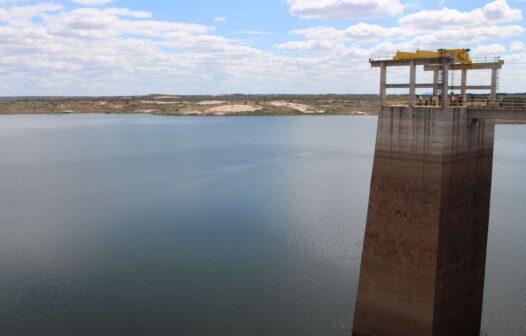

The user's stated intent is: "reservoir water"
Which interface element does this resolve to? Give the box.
[0,115,524,335]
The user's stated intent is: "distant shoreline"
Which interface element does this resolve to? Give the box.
[0,94,379,116]
[1,94,524,124]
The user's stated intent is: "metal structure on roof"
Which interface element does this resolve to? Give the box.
[369,48,505,109]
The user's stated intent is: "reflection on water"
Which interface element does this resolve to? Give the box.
[0,115,524,336]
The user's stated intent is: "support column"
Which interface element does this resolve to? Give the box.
[433,70,439,96]
[380,63,387,106]
[461,68,468,105]
[353,106,495,336]
[442,62,449,109]
[491,69,498,100]
[409,61,416,107]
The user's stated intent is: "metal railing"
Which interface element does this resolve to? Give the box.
[370,52,397,62]
[464,99,526,109]
[370,54,501,64]
[383,98,526,110]
[470,56,501,63]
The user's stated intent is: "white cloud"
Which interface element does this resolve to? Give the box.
[290,27,343,40]
[471,43,507,56]
[0,3,63,22]
[399,0,522,29]
[407,25,524,46]
[0,0,524,95]
[290,23,412,43]
[287,0,404,20]
[234,30,273,36]
[42,8,206,40]
[73,0,113,5]
[213,16,226,22]
[510,41,525,52]
[343,23,412,41]
[272,0,522,95]
[0,2,372,95]
[400,7,483,28]
[275,40,342,51]
[483,0,522,21]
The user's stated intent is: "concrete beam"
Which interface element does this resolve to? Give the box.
[386,84,433,89]
[424,61,504,71]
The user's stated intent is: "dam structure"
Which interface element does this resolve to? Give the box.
[352,50,526,336]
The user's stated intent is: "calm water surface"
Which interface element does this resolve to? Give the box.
[0,115,524,335]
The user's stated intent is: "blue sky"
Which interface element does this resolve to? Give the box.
[0,0,525,95]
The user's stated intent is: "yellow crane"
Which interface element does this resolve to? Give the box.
[394,49,472,64]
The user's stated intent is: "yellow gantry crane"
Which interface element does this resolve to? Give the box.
[394,48,472,64]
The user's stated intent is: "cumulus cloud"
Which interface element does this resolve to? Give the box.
[43,7,206,40]
[471,44,507,56]
[279,0,523,55]
[343,23,411,41]
[275,40,343,51]
[0,3,63,22]
[271,0,523,94]
[510,41,525,52]
[407,25,524,46]
[235,30,273,36]
[287,0,404,20]
[483,0,522,21]
[289,27,343,40]
[73,0,113,5]
[399,0,522,29]
[0,0,524,95]
[0,1,374,95]
[285,23,412,45]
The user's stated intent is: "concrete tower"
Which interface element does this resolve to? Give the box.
[353,52,506,336]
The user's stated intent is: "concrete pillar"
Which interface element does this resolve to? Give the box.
[433,70,439,96]
[353,107,495,336]
[442,62,449,108]
[491,69,498,100]
[409,61,416,107]
[461,68,468,105]
[380,63,387,106]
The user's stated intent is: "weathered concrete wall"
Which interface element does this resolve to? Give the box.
[353,106,495,336]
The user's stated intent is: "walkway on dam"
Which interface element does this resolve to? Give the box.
[384,99,526,120]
